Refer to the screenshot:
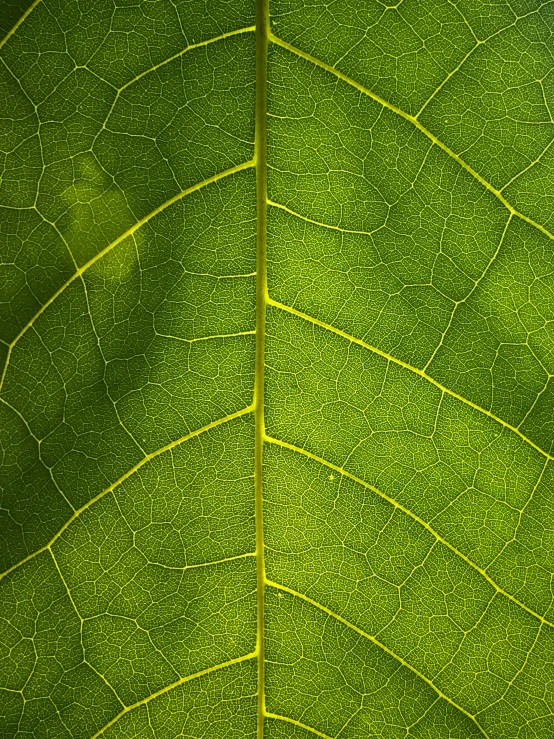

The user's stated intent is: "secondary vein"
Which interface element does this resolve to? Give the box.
[267,297,554,463]
[268,33,554,246]
[265,435,554,630]
[118,26,256,93]
[0,0,41,49]
[265,713,335,739]
[0,160,254,394]
[265,579,491,739]
[0,405,254,582]
[88,652,257,739]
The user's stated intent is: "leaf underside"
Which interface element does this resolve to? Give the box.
[1,0,554,737]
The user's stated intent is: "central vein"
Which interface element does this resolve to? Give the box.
[254,0,269,736]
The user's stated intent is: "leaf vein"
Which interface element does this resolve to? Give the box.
[267,199,386,236]
[265,579,491,739]
[416,0,554,118]
[0,160,255,394]
[268,33,554,245]
[0,405,254,582]
[118,26,256,93]
[87,651,258,739]
[423,213,513,371]
[264,435,554,630]
[265,712,335,739]
[0,0,41,49]
[267,297,554,462]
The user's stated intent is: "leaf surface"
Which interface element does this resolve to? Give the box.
[1,0,554,737]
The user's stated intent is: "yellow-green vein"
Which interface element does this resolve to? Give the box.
[0,405,254,582]
[265,579,491,739]
[268,33,554,246]
[255,0,269,736]
[265,435,553,630]
[88,652,258,739]
[0,160,254,394]
[265,712,335,739]
[0,0,41,49]
[267,297,554,462]
[118,26,256,93]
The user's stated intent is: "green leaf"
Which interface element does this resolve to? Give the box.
[1,0,554,737]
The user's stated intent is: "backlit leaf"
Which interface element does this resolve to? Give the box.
[1,1,554,737]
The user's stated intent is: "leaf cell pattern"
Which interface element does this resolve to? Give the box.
[1,0,554,737]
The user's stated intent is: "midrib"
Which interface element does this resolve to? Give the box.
[254,0,269,736]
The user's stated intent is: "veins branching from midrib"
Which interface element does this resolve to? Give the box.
[265,580,492,739]
[258,15,553,739]
[2,25,551,449]
[2,33,552,461]
[0,405,254,583]
[2,3,553,737]
[264,435,554,631]
[267,296,554,463]
[0,160,255,395]
[87,652,258,739]
[267,33,554,247]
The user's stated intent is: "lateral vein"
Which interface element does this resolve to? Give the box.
[265,712,335,739]
[88,651,258,739]
[119,26,256,92]
[265,579,491,739]
[0,0,41,49]
[267,297,554,462]
[268,33,554,245]
[0,160,255,394]
[267,199,385,236]
[155,329,256,344]
[0,405,254,582]
[265,435,554,630]
[151,551,256,571]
